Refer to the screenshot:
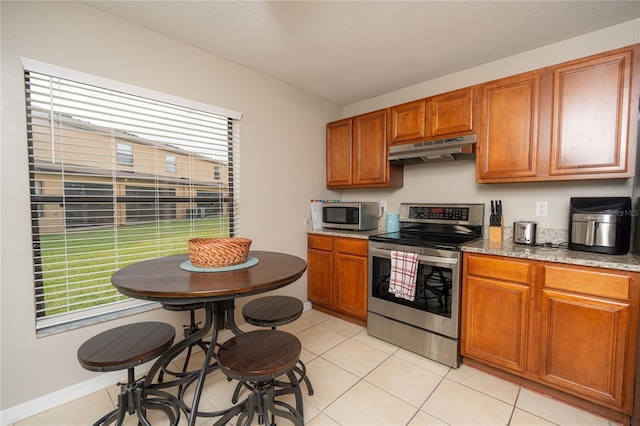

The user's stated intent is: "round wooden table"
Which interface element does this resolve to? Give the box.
[111,251,307,426]
[112,251,307,303]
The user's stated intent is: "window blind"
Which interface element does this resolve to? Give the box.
[24,63,241,333]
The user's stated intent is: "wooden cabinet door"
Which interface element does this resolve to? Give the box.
[333,238,368,319]
[307,248,333,306]
[463,277,530,373]
[334,251,368,319]
[539,289,630,410]
[462,254,531,374]
[431,87,474,136]
[353,109,389,186]
[390,99,427,143]
[461,253,533,375]
[307,235,334,307]
[539,265,635,412]
[476,71,542,182]
[326,118,353,187]
[549,50,633,177]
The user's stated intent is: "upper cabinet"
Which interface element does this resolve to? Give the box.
[390,87,475,145]
[326,109,403,189]
[390,99,427,143]
[326,44,639,187]
[549,50,633,177]
[477,44,639,183]
[476,70,543,181]
[430,87,475,137]
[326,118,353,187]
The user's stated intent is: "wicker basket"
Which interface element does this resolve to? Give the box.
[188,237,252,268]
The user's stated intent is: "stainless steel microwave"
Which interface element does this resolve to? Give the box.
[322,202,379,231]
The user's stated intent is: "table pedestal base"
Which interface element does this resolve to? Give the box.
[146,299,243,426]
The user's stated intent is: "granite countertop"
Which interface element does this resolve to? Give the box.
[306,227,382,240]
[462,239,640,273]
[306,225,640,273]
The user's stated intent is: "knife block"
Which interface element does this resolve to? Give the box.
[489,217,503,242]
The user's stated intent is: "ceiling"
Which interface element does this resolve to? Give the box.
[84,1,640,106]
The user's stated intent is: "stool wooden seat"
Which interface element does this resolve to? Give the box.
[242,295,304,328]
[77,322,179,426]
[235,295,314,401]
[214,330,304,426]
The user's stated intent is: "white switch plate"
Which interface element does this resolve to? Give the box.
[536,201,548,217]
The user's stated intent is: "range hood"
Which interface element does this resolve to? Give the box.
[389,134,477,164]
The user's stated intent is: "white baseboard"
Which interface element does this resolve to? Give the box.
[1,370,125,425]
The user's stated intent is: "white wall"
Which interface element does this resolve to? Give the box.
[0,1,339,419]
[339,20,640,233]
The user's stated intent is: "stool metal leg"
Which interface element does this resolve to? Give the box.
[158,309,208,383]
[293,360,314,396]
[133,387,152,426]
[217,372,304,426]
[92,369,180,426]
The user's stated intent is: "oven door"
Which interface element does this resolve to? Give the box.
[368,242,461,339]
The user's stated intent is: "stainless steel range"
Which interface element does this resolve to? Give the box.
[367,203,484,368]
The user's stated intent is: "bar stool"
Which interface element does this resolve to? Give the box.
[77,322,179,426]
[158,302,208,382]
[214,329,304,426]
[231,296,313,404]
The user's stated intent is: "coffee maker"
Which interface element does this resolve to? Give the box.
[568,197,631,255]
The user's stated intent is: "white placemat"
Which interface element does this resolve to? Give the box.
[179,256,259,272]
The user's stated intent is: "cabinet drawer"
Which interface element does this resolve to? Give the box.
[466,254,530,284]
[308,234,333,251]
[334,238,368,256]
[543,266,630,301]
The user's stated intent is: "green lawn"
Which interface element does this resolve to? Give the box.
[36,218,229,316]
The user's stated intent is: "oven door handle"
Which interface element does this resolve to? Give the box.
[369,247,458,266]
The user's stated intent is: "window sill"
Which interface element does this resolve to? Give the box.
[36,301,161,337]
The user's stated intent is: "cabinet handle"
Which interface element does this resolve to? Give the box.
[370,247,458,266]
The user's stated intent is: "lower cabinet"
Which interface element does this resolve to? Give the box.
[307,234,368,322]
[463,254,532,374]
[462,253,639,419]
[539,265,635,411]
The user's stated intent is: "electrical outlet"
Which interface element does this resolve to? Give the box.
[380,200,387,215]
[536,201,548,217]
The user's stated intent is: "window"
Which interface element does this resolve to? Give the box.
[24,59,242,334]
[166,155,177,173]
[117,143,133,166]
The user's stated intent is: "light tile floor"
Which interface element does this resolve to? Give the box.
[15,309,622,426]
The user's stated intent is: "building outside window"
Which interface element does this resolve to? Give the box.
[24,59,242,334]
[64,182,114,228]
[125,186,176,223]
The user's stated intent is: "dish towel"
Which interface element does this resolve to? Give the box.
[388,251,419,301]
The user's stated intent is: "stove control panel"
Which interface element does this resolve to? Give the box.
[408,206,469,221]
[399,203,484,226]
